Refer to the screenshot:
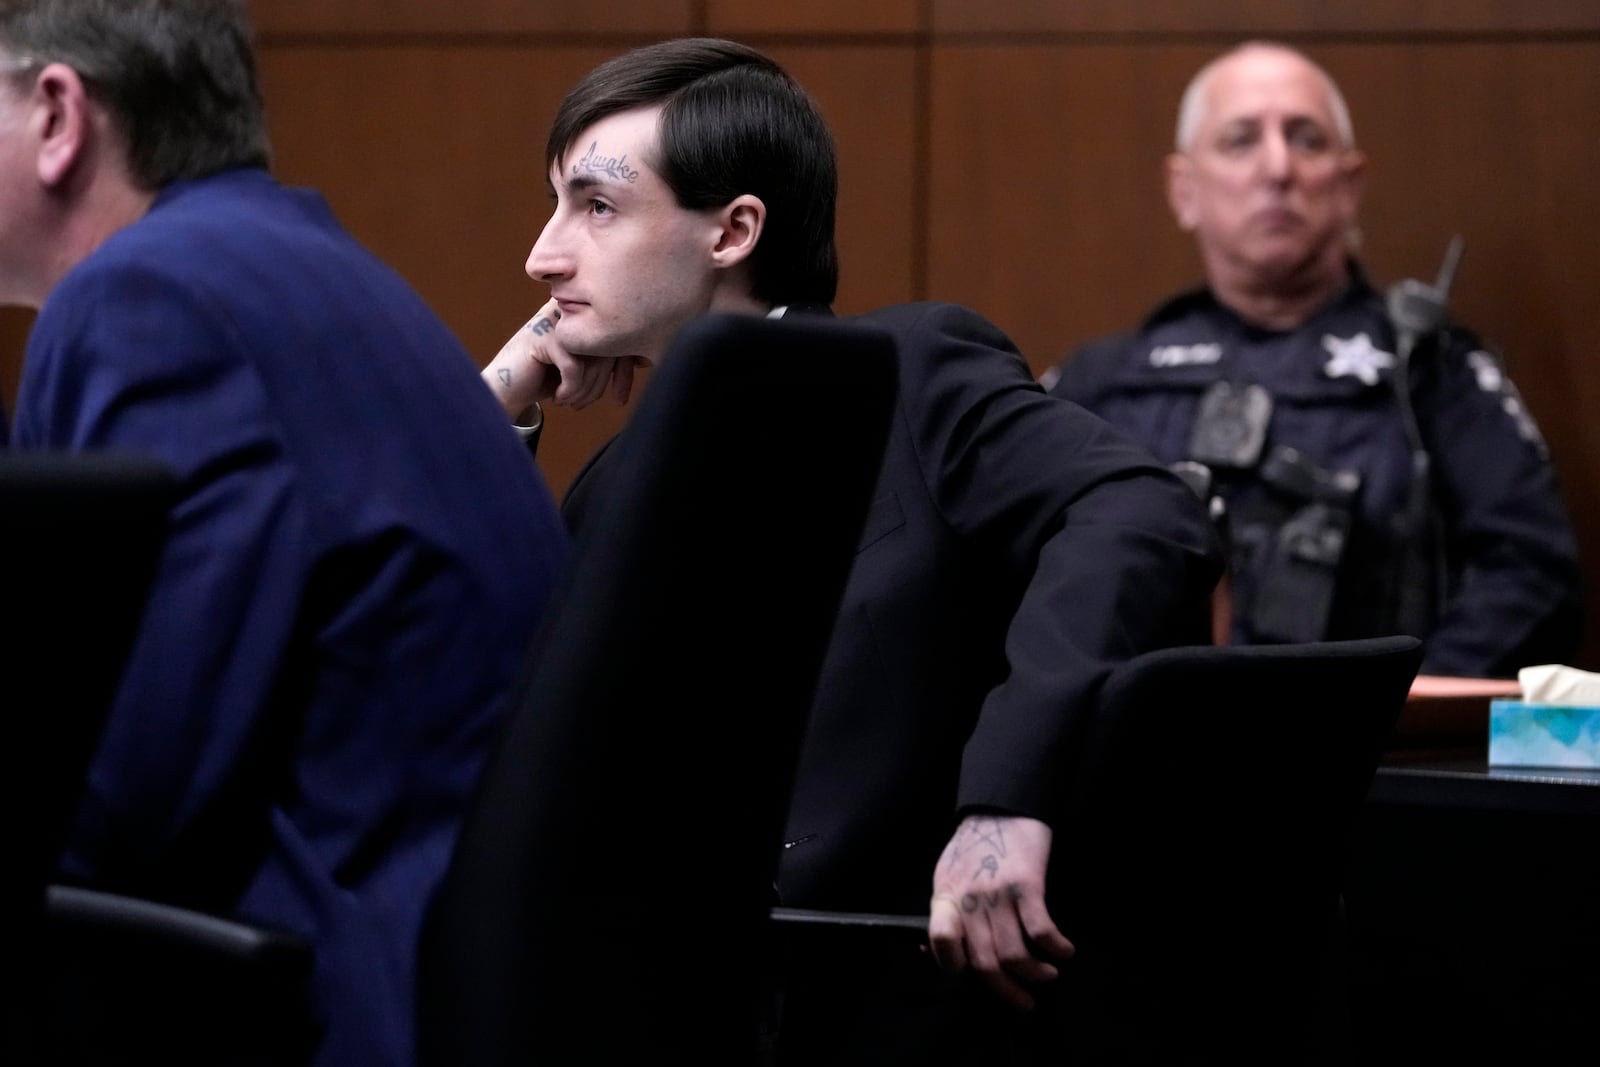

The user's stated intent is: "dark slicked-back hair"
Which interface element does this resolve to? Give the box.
[549,37,839,308]
[0,0,270,189]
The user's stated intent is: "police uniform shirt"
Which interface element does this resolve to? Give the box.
[1049,264,1582,677]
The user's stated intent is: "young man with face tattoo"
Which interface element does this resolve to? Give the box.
[483,37,1222,1063]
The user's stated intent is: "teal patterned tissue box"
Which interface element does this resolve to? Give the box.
[1489,700,1600,768]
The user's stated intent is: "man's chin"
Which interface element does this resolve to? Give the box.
[558,325,654,364]
[1239,233,1322,267]
[553,321,611,358]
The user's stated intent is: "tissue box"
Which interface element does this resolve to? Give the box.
[1488,700,1600,768]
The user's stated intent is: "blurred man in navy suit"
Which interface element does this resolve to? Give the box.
[0,2,568,1063]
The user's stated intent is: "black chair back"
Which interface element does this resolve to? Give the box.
[0,452,175,1063]
[418,312,899,1066]
[1047,635,1423,1064]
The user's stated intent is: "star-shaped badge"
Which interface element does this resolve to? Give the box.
[1321,332,1396,386]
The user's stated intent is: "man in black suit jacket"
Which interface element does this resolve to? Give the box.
[482,37,1223,1059]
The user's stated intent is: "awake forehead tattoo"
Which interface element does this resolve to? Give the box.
[572,140,640,183]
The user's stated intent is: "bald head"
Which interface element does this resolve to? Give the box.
[1164,41,1367,329]
[1176,41,1354,152]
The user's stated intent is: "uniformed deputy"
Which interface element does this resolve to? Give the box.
[1045,40,1582,678]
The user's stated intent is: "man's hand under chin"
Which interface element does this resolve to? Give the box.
[927,813,1075,1011]
[482,297,644,419]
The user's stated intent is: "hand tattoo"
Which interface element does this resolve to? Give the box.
[497,368,512,388]
[960,884,1024,913]
[529,316,557,337]
[949,816,1008,860]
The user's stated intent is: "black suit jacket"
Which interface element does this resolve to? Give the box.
[564,301,1223,914]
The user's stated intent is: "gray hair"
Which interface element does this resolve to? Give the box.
[1174,41,1355,152]
[0,0,270,189]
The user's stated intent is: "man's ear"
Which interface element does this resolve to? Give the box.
[31,63,94,189]
[1336,148,1367,222]
[709,194,765,270]
[1166,152,1198,232]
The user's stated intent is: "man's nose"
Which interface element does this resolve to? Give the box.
[525,219,570,282]
[1259,129,1292,182]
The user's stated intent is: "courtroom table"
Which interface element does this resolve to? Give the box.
[1334,754,1600,1064]
[1371,757,1600,817]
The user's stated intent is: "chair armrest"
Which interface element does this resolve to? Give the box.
[770,906,926,933]
[767,906,930,963]
[45,884,319,1063]
[47,884,313,975]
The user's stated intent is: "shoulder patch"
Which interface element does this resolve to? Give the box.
[1467,350,1548,454]
[1466,349,1504,392]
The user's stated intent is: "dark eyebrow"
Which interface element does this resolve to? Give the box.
[551,173,616,200]
[1283,114,1329,130]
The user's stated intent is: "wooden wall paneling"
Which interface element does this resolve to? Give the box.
[707,0,921,36]
[925,43,1213,371]
[1327,42,1596,381]
[0,309,34,420]
[931,0,1600,36]
[770,45,921,314]
[252,0,696,37]
[257,44,639,498]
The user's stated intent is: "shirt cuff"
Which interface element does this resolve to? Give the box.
[512,402,543,453]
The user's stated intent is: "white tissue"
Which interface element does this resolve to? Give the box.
[1517,663,1600,706]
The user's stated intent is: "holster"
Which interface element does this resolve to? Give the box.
[1234,446,1362,644]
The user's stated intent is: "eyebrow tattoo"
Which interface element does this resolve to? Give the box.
[573,140,639,183]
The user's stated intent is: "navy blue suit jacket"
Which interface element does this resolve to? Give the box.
[10,168,569,1066]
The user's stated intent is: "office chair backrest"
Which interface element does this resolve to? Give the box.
[418,312,899,1067]
[2,452,175,898]
[0,451,175,1062]
[1045,634,1422,1064]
